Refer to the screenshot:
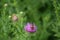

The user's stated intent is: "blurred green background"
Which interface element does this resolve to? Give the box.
[0,0,60,40]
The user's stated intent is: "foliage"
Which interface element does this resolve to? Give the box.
[0,0,60,40]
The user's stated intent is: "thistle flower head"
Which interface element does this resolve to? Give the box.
[24,23,37,33]
[12,14,18,21]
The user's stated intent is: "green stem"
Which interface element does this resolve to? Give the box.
[52,0,59,21]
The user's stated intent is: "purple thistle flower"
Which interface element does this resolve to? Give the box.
[24,23,37,33]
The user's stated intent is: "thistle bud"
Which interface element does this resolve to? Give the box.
[12,14,18,21]
[4,3,8,7]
